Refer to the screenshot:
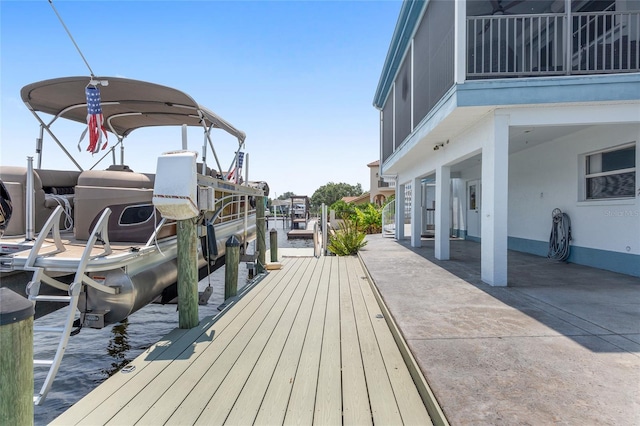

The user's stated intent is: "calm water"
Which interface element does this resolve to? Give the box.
[33,220,313,425]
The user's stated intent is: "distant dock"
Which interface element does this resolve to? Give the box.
[286,219,316,240]
[51,254,437,425]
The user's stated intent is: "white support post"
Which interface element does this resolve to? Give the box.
[435,165,451,260]
[411,176,422,247]
[26,157,35,241]
[181,124,188,150]
[396,183,405,240]
[481,113,510,286]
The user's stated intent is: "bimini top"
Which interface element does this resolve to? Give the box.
[20,76,246,142]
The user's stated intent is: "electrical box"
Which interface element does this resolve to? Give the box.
[198,186,215,211]
[153,151,198,220]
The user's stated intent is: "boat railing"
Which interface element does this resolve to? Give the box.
[211,193,256,224]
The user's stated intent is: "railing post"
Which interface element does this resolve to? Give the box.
[565,0,572,75]
[0,288,34,426]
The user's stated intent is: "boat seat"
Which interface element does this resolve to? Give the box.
[0,166,80,236]
[74,169,156,241]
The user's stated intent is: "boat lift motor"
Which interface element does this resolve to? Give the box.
[152,150,199,220]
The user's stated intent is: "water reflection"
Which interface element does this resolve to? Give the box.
[101,319,131,377]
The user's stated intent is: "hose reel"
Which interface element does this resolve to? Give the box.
[548,208,571,262]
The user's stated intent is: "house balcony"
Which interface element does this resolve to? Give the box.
[375,2,640,166]
[468,10,640,78]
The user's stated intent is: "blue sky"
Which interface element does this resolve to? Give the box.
[1,0,401,198]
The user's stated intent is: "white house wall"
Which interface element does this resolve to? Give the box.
[398,107,638,277]
[508,124,639,256]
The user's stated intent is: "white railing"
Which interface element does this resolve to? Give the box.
[467,10,639,78]
[381,200,395,238]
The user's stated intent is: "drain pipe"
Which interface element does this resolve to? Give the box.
[26,157,35,241]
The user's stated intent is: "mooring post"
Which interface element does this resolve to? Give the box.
[256,196,266,274]
[225,236,240,299]
[177,218,198,329]
[0,288,34,425]
[270,228,278,262]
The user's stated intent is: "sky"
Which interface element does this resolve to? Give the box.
[0,0,402,198]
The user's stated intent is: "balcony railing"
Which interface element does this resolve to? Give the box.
[467,10,640,78]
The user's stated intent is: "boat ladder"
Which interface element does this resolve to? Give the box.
[24,206,115,405]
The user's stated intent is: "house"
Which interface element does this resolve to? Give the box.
[373,0,640,284]
[342,193,371,205]
[367,160,396,206]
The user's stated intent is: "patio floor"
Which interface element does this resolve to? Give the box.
[358,235,640,425]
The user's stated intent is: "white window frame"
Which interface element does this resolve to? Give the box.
[580,142,636,201]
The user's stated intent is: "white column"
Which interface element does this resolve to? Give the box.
[396,183,405,240]
[454,0,467,84]
[435,165,451,260]
[411,176,422,247]
[481,113,509,286]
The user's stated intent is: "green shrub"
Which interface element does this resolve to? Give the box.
[327,217,367,256]
[354,203,382,234]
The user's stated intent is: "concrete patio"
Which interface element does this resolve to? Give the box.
[358,234,640,425]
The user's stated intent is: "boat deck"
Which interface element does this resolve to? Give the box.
[51,255,434,425]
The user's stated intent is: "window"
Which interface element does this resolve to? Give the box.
[119,204,155,226]
[584,144,636,200]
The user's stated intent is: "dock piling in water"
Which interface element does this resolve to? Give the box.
[256,196,266,274]
[225,236,240,299]
[0,288,34,425]
[177,218,199,329]
[270,228,278,262]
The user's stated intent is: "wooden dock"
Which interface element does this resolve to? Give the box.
[52,255,433,425]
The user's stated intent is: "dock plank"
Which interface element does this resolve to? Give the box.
[310,255,343,425]
[337,256,372,426]
[105,258,305,426]
[276,257,331,425]
[346,255,403,425]
[145,258,308,425]
[52,254,435,426]
[194,258,317,424]
[52,269,279,425]
[255,255,330,424]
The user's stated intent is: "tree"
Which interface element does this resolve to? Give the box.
[278,191,295,200]
[310,182,363,211]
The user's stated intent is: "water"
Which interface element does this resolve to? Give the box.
[33,220,313,425]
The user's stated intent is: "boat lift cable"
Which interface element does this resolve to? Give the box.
[48,0,96,78]
[548,208,572,262]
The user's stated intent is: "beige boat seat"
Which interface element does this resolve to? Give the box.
[74,169,156,242]
[0,166,80,236]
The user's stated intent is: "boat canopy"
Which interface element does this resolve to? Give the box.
[20,76,246,142]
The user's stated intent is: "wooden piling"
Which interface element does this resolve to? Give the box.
[225,236,240,299]
[177,218,198,329]
[270,228,278,262]
[256,196,266,274]
[0,288,34,425]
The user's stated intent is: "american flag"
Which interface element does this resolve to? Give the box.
[85,86,108,153]
[227,151,245,182]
